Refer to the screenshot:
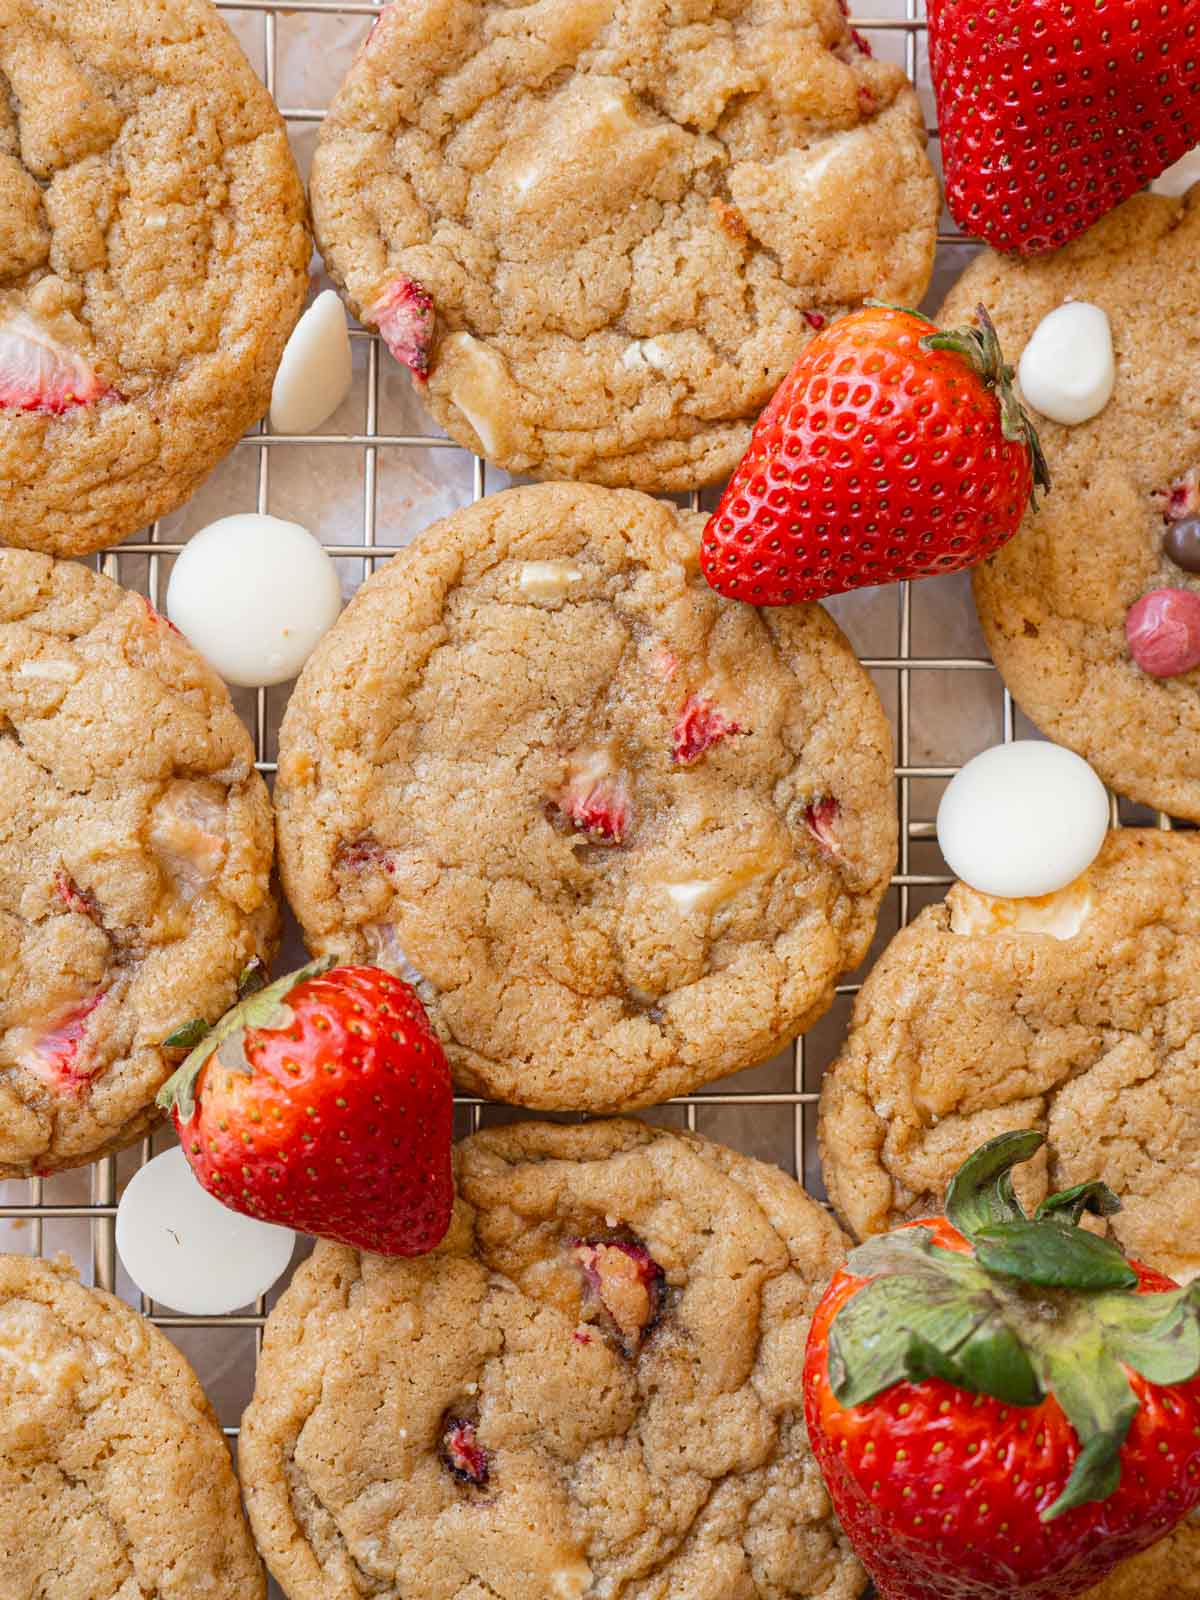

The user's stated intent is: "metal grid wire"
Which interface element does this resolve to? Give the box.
[4,0,1169,1441]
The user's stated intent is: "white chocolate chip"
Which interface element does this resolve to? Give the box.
[622,338,670,373]
[270,290,354,435]
[519,561,583,604]
[443,333,513,457]
[17,659,80,682]
[551,1561,593,1599]
[1151,144,1200,196]
[948,875,1093,941]
[1018,302,1115,426]
[937,742,1109,898]
[663,878,728,914]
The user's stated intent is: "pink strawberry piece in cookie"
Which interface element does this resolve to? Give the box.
[20,991,107,1091]
[53,870,101,922]
[803,311,826,331]
[804,797,841,855]
[672,695,741,766]
[572,1239,665,1353]
[371,275,435,378]
[335,834,396,874]
[1164,468,1200,523]
[0,312,106,414]
[138,595,182,637]
[556,751,630,844]
[441,1418,489,1486]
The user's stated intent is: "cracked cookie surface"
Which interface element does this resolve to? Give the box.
[238,1118,860,1600]
[942,192,1200,821]
[274,482,896,1112]
[0,551,277,1175]
[310,0,938,490]
[818,830,1200,1287]
[0,0,310,558]
[0,1251,264,1599]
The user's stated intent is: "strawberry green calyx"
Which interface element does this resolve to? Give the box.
[157,956,336,1123]
[828,1130,1200,1524]
[923,304,1052,506]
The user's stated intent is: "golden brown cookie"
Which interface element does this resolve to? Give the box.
[1082,1520,1200,1600]
[274,482,896,1112]
[239,1118,860,1600]
[0,551,277,1176]
[941,191,1200,821]
[0,1252,264,1598]
[0,0,310,558]
[818,830,1200,1286]
[310,0,939,490]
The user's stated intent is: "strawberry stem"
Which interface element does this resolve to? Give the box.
[157,955,335,1122]
[922,304,1052,508]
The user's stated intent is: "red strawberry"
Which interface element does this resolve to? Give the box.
[701,304,1049,607]
[371,274,435,377]
[928,0,1200,256]
[0,311,106,413]
[157,959,453,1257]
[804,1131,1200,1600]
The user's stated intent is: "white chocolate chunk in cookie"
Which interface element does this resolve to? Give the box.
[519,561,583,603]
[149,779,227,901]
[621,338,671,373]
[16,658,80,682]
[440,333,516,458]
[948,875,1093,941]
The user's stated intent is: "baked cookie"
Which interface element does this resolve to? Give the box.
[1084,1520,1200,1600]
[0,552,277,1176]
[942,192,1200,821]
[239,1118,861,1600]
[818,829,1200,1285]
[275,482,896,1112]
[310,0,939,490]
[0,1252,264,1598]
[0,0,310,559]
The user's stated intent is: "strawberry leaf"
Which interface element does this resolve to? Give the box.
[156,955,335,1123]
[974,1221,1138,1293]
[944,1129,1043,1237]
[1037,1327,1139,1522]
[163,1018,210,1050]
[1036,1180,1122,1227]
[1095,1285,1200,1388]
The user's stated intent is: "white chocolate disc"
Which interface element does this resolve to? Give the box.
[167,513,342,687]
[1151,146,1200,197]
[937,742,1109,899]
[1018,302,1115,427]
[116,1146,295,1316]
[269,290,353,434]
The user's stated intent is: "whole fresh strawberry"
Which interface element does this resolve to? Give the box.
[700,304,1049,606]
[804,1131,1200,1600]
[158,959,453,1256]
[928,0,1200,255]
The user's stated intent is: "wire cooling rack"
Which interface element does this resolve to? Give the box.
[2,0,1170,1460]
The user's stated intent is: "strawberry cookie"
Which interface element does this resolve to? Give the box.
[0,0,309,558]
[818,829,1200,1288]
[239,1118,861,1600]
[274,483,896,1111]
[0,552,276,1175]
[0,1253,265,1598]
[309,0,939,490]
[944,192,1200,820]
